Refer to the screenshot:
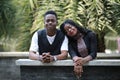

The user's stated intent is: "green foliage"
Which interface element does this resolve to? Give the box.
[77,0,117,33]
[110,1,120,35]
[14,0,33,51]
[0,0,16,38]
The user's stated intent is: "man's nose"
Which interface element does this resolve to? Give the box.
[49,21,52,24]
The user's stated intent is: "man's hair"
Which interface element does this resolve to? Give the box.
[44,10,57,19]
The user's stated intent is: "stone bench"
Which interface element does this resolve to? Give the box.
[16,59,120,80]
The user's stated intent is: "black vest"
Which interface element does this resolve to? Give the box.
[37,29,65,55]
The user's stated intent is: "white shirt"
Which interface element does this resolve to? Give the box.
[29,32,68,52]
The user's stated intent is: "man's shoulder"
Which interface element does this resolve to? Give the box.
[56,29,65,41]
[37,29,45,32]
[56,29,64,34]
[37,29,45,35]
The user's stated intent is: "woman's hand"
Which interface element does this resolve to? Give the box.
[74,61,83,78]
[73,56,92,78]
[73,56,83,65]
[73,56,88,65]
[73,56,83,77]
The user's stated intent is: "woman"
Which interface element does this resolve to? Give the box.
[60,19,97,78]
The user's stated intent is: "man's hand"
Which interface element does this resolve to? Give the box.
[41,52,54,63]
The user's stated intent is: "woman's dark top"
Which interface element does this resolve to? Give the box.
[68,30,97,59]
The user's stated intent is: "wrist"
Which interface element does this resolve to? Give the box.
[73,56,79,62]
[53,56,57,61]
[38,55,42,61]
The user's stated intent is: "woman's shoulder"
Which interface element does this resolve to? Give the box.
[86,30,96,37]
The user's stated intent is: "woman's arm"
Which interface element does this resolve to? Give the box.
[88,32,97,59]
[81,32,97,64]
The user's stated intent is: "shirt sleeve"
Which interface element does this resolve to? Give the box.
[68,43,78,58]
[61,36,68,51]
[89,32,97,59]
[29,32,38,52]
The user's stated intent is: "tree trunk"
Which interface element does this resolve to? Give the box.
[97,32,106,52]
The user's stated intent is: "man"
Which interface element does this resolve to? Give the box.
[29,10,68,63]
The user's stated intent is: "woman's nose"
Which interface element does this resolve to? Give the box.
[68,29,72,32]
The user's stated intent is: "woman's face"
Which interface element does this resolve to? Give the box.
[64,23,78,37]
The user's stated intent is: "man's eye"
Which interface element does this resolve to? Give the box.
[46,20,49,22]
[46,20,55,23]
[51,20,55,22]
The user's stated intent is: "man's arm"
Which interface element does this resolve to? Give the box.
[55,50,68,60]
[55,36,68,60]
[29,51,42,60]
[29,32,41,60]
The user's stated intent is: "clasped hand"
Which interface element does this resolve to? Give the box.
[41,52,54,63]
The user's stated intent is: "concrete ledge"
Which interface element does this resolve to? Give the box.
[97,52,120,59]
[16,59,120,66]
[0,52,29,57]
[0,52,120,58]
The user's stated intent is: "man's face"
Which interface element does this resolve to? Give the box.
[44,14,57,31]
